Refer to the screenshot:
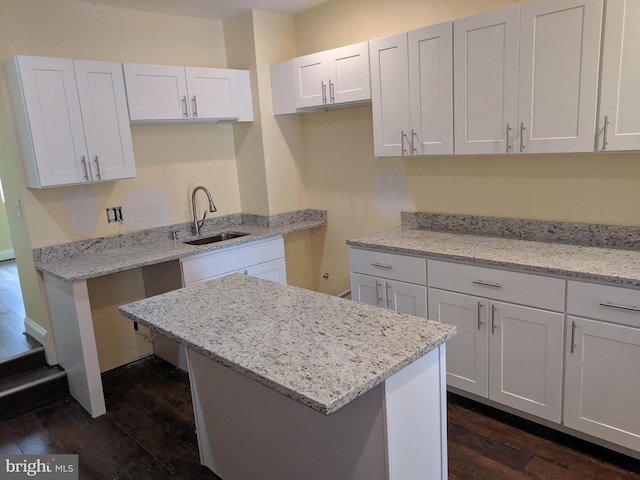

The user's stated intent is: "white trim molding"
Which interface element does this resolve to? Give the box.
[24,316,57,365]
[0,249,15,261]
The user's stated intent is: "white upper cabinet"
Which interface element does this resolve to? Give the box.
[292,41,370,109]
[123,63,253,123]
[271,41,371,114]
[370,33,410,157]
[597,0,640,152]
[370,22,453,157]
[518,0,602,154]
[453,7,519,155]
[5,55,135,188]
[454,0,603,155]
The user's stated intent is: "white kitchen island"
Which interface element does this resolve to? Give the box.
[119,274,456,480]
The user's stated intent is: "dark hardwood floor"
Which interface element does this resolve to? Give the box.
[0,259,38,360]
[1,355,638,479]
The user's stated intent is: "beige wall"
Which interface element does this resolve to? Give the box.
[0,186,13,257]
[294,0,640,295]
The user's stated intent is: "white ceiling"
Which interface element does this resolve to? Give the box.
[75,0,332,20]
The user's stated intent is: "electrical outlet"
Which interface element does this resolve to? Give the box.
[106,206,123,223]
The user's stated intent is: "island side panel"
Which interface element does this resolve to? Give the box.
[186,349,388,480]
[43,273,106,417]
[384,345,447,480]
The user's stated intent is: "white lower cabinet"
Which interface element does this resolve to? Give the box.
[154,237,286,369]
[349,246,640,455]
[180,236,286,285]
[564,281,640,452]
[351,273,427,318]
[427,260,565,423]
[427,288,564,422]
[349,248,427,318]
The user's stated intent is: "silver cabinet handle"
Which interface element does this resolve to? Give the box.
[411,129,418,155]
[192,96,198,118]
[329,80,335,104]
[472,280,502,289]
[387,282,393,309]
[182,95,189,118]
[491,304,497,334]
[93,155,102,180]
[401,130,409,156]
[81,156,91,181]
[570,320,577,354]
[506,123,512,153]
[602,115,609,151]
[371,262,393,270]
[520,122,526,152]
[376,280,383,306]
[599,301,640,313]
[321,81,327,105]
[477,302,483,330]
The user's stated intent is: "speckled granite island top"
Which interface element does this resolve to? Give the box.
[347,217,640,288]
[34,210,326,283]
[118,274,456,415]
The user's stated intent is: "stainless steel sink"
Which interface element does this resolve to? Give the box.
[183,231,249,246]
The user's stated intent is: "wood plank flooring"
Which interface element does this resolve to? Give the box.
[0,259,38,361]
[1,355,638,479]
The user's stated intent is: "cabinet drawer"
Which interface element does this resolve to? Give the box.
[567,281,640,328]
[349,248,426,285]
[181,237,284,285]
[428,260,565,311]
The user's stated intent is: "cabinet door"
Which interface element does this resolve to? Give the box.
[386,280,427,318]
[10,56,87,187]
[489,301,564,423]
[370,33,411,158]
[327,41,371,105]
[453,7,519,155]
[564,316,640,451]
[185,67,251,121]
[428,288,489,397]
[292,52,326,108]
[245,258,287,285]
[74,60,135,182]
[518,0,603,153]
[350,273,382,308]
[597,0,640,152]
[408,22,453,156]
[123,63,189,121]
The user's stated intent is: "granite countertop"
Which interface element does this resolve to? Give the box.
[119,274,456,415]
[34,210,326,283]
[347,223,640,288]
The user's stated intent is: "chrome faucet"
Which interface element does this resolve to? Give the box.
[191,186,217,236]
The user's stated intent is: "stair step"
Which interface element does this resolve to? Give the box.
[0,346,46,379]
[0,347,70,419]
[0,364,64,394]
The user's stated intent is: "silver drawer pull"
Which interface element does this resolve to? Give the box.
[371,262,393,270]
[473,280,502,289]
[599,302,640,313]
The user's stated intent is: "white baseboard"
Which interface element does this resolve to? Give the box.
[0,249,15,261]
[24,317,57,365]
